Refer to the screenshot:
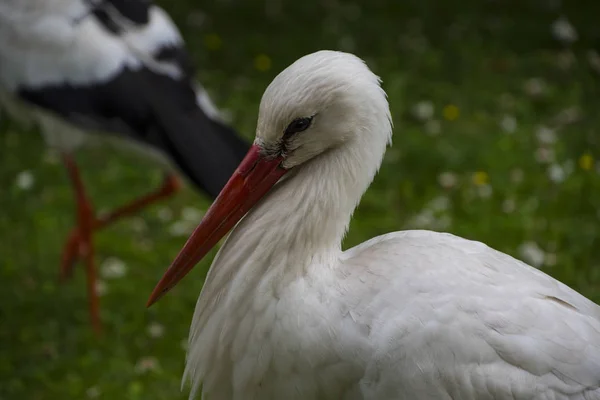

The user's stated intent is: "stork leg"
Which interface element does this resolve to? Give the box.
[60,154,101,333]
[60,165,180,281]
[93,173,181,229]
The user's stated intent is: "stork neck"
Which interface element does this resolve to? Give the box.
[277,146,369,254]
[230,132,387,273]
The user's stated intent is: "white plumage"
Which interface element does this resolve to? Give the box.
[148,50,600,399]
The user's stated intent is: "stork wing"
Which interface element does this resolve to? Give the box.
[343,231,600,399]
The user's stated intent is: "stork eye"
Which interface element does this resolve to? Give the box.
[284,117,313,137]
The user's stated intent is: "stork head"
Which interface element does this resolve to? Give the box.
[147,50,391,306]
[256,50,390,168]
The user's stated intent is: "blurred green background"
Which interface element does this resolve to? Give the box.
[1,0,600,398]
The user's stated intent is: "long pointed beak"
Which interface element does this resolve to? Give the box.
[146,144,287,307]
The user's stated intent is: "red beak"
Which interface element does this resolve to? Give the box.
[146,144,287,307]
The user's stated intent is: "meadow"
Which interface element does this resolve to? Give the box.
[1,0,599,398]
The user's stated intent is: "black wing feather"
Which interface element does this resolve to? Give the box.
[19,64,249,198]
[101,0,151,25]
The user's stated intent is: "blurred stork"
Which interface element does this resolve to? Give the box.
[0,0,249,332]
[148,51,600,399]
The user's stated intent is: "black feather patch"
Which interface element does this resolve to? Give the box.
[17,64,249,198]
[105,0,151,25]
[91,0,152,34]
[92,8,121,34]
[154,45,195,79]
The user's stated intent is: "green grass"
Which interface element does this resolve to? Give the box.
[1,1,600,399]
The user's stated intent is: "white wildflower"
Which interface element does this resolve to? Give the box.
[134,357,161,374]
[524,77,547,97]
[553,106,581,126]
[548,163,565,183]
[147,322,165,339]
[95,280,108,296]
[587,50,600,73]
[551,17,578,44]
[535,126,557,145]
[410,209,435,228]
[519,241,546,268]
[502,198,516,213]
[157,207,174,222]
[129,217,147,233]
[428,196,450,212]
[500,115,517,133]
[169,220,195,237]
[182,207,204,222]
[100,257,127,279]
[535,147,555,164]
[438,171,457,189]
[412,101,435,121]
[407,204,452,231]
[86,386,101,399]
[477,184,493,198]
[15,170,34,190]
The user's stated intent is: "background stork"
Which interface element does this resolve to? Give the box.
[0,0,249,332]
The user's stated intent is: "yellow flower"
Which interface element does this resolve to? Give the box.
[443,104,460,121]
[579,153,594,170]
[472,171,489,186]
[204,34,222,51]
[254,54,272,72]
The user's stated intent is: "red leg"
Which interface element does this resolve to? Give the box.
[96,174,180,229]
[60,154,101,334]
[59,158,180,333]
[61,173,181,278]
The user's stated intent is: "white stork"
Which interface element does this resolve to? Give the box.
[148,51,600,399]
[0,0,248,331]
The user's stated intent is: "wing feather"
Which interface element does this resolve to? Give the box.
[345,231,600,399]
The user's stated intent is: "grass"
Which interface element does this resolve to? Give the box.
[1,0,600,398]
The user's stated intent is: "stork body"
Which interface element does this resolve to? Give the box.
[149,51,600,399]
[0,0,248,332]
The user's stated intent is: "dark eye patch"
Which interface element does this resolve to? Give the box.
[284,116,313,137]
